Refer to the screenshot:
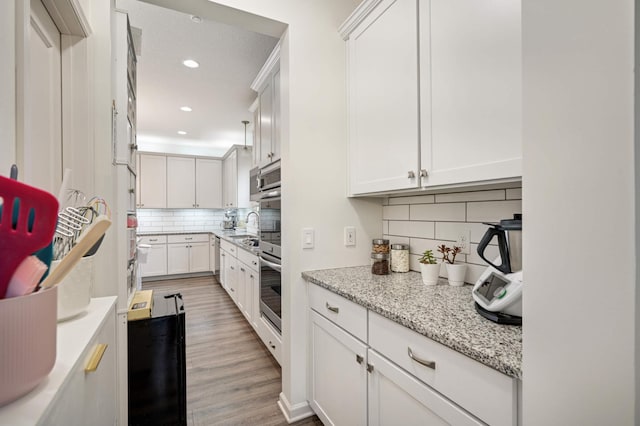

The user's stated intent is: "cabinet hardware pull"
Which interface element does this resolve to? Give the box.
[250,275,254,278]
[230,266,235,270]
[185,237,193,240]
[230,287,235,292]
[269,341,276,349]
[221,253,226,257]
[85,343,108,373]
[356,354,364,364]
[367,363,374,373]
[253,261,257,266]
[128,188,135,193]
[407,347,436,370]
[149,239,157,242]
[325,302,339,314]
[407,170,416,179]
[240,267,245,272]
[420,169,428,177]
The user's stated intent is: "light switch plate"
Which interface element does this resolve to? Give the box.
[344,226,356,246]
[302,228,314,249]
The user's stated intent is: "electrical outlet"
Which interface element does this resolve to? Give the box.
[344,226,356,246]
[456,230,471,255]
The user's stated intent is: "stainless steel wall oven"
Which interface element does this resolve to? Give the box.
[258,163,281,333]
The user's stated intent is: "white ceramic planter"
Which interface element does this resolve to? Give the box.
[445,263,467,287]
[420,263,441,285]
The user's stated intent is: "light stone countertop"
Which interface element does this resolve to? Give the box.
[302,266,522,379]
[137,229,259,253]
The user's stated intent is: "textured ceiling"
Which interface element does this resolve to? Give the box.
[119,0,279,157]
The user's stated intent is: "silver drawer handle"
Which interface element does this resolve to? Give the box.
[356,354,363,364]
[325,302,339,314]
[185,237,193,240]
[149,238,157,242]
[408,347,436,370]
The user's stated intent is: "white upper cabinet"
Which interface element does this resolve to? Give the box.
[422,0,522,187]
[341,0,522,195]
[195,158,222,208]
[167,156,196,208]
[346,0,420,194]
[138,153,166,208]
[251,42,281,168]
[222,147,252,209]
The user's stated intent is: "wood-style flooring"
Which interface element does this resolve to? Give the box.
[143,275,322,426]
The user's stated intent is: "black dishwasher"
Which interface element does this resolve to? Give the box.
[128,292,186,426]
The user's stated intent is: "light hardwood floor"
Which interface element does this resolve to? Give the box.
[143,275,323,426]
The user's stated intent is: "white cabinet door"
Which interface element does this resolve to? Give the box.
[236,263,247,313]
[225,255,238,301]
[223,150,238,208]
[219,250,228,288]
[189,242,210,273]
[140,244,167,277]
[251,102,260,168]
[139,154,166,208]
[195,158,222,208]
[309,310,367,426]
[258,79,273,168]
[167,156,196,208]
[348,0,420,195]
[209,237,216,273]
[421,0,522,186]
[167,244,190,275]
[368,350,482,426]
[271,68,281,163]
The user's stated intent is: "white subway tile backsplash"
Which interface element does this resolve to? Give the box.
[410,203,466,222]
[466,200,521,223]
[435,189,505,203]
[506,188,522,200]
[383,205,410,220]
[379,185,521,283]
[388,221,435,239]
[389,194,435,205]
[137,208,229,233]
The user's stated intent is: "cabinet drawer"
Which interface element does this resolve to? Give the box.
[237,247,259,271]
[369,311,516,426]
[220,239,237,256]
[257,316,281,365]
[309,284,367,342]
[167,234,209,244]
[139,235,167,245]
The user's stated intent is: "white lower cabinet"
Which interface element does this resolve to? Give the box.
[367,350,481,426]
[167,234,210,275]
[139,235,167,278]
[308,283,518,426]
[310,310,367,426]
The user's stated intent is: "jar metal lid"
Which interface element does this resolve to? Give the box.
[371,252,390,259]
[390,244,409,250]
[372,239,389,244]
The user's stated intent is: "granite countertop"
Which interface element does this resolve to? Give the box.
[302,266,522,379]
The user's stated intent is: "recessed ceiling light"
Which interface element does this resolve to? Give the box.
[180,106,192,112]
[177,131,187,135]
[183,59,199,69]
[190,15,202,23]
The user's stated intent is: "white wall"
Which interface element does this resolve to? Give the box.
[0,1,16,175]
[522,1,635,424]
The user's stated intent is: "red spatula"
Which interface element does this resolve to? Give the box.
[0,175,58,298]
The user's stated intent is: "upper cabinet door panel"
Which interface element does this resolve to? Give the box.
[259,81,273,168]
[422,0,522,186]
[195,158,222,208]
[139,154,166,208]
[348,0,420,195]
[167,156,196,208]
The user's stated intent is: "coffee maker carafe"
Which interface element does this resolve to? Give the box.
[477,214,522,274]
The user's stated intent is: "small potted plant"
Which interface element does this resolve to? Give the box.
[418,249,441,285]
[437,244,467,286]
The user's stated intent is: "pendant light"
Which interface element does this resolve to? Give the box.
[242,120,249,149]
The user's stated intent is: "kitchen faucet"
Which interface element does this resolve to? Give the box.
[246,211,260,229]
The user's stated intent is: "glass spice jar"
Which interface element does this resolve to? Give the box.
[371,239,390,254]
[371,252,390,275]
[390,244,410,273]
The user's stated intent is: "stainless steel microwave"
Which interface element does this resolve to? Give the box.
[258,162,281,192]
[249,167,260,202]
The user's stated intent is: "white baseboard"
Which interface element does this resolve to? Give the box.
[278,392,314,424]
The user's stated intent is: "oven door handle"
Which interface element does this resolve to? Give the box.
[260,256,282,272]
